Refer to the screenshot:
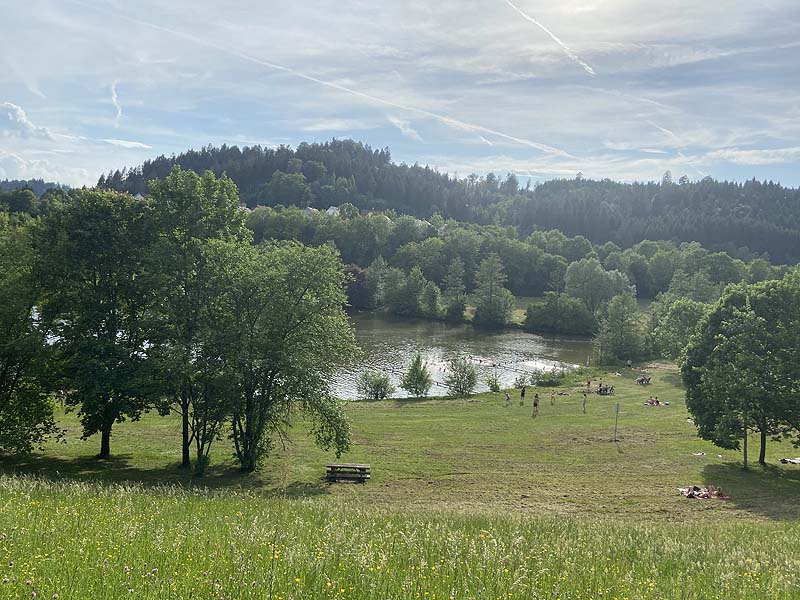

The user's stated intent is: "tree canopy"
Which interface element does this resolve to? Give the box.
[681,274,800,466]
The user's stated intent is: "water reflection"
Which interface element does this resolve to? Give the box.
[333,312,594,399]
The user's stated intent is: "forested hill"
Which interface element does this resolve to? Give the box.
[1,178,69,196]
[99,140,800,264]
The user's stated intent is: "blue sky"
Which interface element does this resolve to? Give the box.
[1,0,799,187]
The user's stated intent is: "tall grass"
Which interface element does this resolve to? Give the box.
[1,475,798,599]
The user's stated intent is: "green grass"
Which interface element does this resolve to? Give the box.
[2,365,800,598]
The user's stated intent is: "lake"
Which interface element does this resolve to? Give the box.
[333,312,594,399]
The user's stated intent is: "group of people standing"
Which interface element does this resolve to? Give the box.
[504,386,587,416]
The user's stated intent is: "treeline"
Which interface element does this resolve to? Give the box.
[0,167,357,474]
[246,204,788,338]
[99,140,800,263]
[0,186,69,216]
[0,178,68,197]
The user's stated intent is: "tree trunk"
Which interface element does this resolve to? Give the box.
[758,428,767,465]
[98,426,111,459]
[181,395,191,469]
[743,426,748,470]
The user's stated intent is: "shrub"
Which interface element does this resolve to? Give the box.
[356,371,395,401]
[400,353,433,397]
[485,371,501,393]
[445,355,478,397]
[528,366,566,387]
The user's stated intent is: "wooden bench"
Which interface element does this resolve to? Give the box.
[326,463,370,483]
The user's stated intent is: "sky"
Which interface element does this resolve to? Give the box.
[1,0,799,187]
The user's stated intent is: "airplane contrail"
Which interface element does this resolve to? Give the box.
[111,80,122,126]
[502,0,596,76]
[69,0,574,158]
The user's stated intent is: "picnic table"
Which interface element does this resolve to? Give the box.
[326,463,371,483]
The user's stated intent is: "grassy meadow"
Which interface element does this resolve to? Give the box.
[2,365,800,598]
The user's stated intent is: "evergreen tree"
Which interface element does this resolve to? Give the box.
[472,254,514,327]
[442,257,466,321]
[400,353,433,397]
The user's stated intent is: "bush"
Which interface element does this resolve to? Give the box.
[444,355,478,397]
[356,371,395,401]
[401,353,433,397]
[485,371,501,393]
[512,374,529,388]
[528,366,566,387]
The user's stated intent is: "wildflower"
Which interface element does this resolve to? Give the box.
[53,595,59,599]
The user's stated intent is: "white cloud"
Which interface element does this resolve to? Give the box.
[111,80,122,126]
[0,150,89,184]
[1,102,53,139]
[301,119,371,132]
[100,138,152,149]
[706,146,800,165]
[387,115,423,142]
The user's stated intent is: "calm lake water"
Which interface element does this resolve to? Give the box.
[333,312,594,399]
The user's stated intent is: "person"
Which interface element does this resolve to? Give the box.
[627,359,632,369]
[505,391,511,405]
[532,393,539,417]
[550,389,555,405]
[582,391,587,414]
[520,385,526,406]
[586,378,591,392]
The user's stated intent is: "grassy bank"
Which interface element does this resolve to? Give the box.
[1,476,799,600]
[2,365,800,598]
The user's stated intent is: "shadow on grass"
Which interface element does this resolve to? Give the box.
[702,462,800,521]
[659,373,685,389]
[0,453,332,498]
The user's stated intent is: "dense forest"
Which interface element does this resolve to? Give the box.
[98,140,800,264]
[0,178,68,197]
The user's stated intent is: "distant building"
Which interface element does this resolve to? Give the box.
[303,207,319,217]
[326,206,340,217]
[133,193,145,200]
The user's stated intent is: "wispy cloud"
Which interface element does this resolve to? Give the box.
[707,146,800,165]
[388,115,423,142]
[100,138,152,149]
[111,80,122,126]
[501,0,596,76]
[301,119,371,132]
[71,2,573,158]
[1,102,54,139]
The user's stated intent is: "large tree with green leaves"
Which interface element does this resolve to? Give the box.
[35,189,159,458]
[593,293,645,362]
[0,215,59,454]
[524,292,596,336]
[472,253,514,328]
[651,297,710,360]
[216,241,359,472]
[564,258,633,314]
[146,166,249,469]
[682,275,800,466]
